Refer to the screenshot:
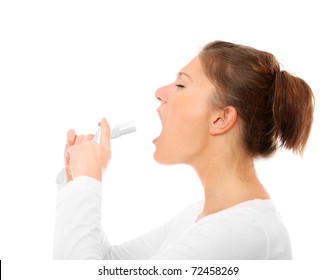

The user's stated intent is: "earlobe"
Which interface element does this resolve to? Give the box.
[209,106,238,135]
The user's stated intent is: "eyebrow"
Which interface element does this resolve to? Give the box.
[177,72,193,81]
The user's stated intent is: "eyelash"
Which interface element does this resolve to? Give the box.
[175,84,185,88]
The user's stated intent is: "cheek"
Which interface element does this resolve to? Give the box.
[172,97,209,133]
[158,99,209,162]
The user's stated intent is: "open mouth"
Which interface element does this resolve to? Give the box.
[153,109,163,143]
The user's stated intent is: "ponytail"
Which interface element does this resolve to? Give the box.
[273,71,314,155]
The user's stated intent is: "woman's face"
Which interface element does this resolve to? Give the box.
[153,55,215,165]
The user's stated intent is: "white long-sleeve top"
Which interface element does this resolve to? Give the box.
[53,176,292,260]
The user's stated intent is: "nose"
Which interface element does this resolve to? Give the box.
[155,84,170,104]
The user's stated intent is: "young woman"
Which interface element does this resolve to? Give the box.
[53,41,314,259]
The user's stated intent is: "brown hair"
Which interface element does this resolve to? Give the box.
[200,41,314,157]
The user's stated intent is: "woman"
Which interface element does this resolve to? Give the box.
[53,41,314,259]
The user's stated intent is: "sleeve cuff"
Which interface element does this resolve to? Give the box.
[56,176,103,205]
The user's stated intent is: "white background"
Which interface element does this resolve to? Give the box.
[0,0,335,278]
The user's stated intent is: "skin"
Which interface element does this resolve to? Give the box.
[154,55,270,221]
[64,118,111,182]
[65,55,269,221]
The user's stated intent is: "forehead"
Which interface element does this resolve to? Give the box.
[179,55,206,80]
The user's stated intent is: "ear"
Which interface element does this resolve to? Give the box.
[209,106,238,135]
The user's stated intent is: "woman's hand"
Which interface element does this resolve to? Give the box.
[64,118,111,182]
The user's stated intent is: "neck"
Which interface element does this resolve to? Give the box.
[191,147,270,221]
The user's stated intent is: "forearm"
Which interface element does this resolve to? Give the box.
[53,176,169,260]
[53,176,103,259]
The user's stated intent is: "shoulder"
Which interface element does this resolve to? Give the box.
[191,199,292,259]
[167,200,203,228]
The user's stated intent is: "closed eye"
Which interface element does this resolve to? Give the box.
[175,84,185,88]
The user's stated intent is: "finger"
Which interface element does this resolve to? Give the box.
[67,129,76,146]
[65,155,73,181]
[64,129,76,182]
[100,117,111,148]
[66,169,73,182]
[64,140,74,181]
[82,134,94,142]
[65,146,71,166]
[66,146,74,179]
[64,129,76,157]
[75,135,85,145]
[67,146,73,155]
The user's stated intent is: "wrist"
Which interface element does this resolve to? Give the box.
[71,167,102,182]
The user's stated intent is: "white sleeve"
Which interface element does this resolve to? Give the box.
[53,176,103,259]
[101,223,168,260]
[53,176,168,260]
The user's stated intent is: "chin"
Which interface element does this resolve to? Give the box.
[153,137,187,165]
[153,151,170,165]
[153,149,179,165]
